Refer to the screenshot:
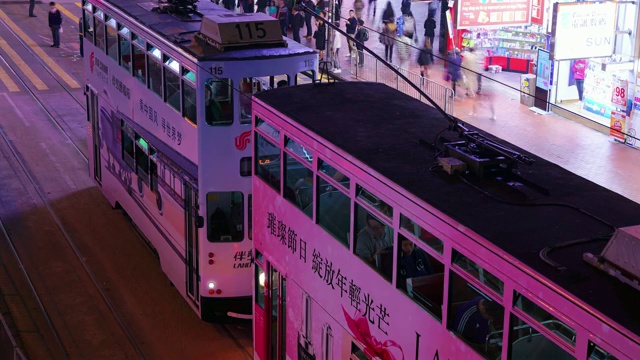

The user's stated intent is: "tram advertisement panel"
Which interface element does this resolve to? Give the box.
[254,180,478,360]
[84,49,197,160]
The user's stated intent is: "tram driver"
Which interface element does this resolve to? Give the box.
[204,84,223,124]
[355,213,393,279]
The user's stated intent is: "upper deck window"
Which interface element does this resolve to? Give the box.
[400,214,443,254]
[285,137,313,164]
[118,26,131,73]
[452,250,504,296]
[318,160,349,189]
[239,78,263,124]
[255,133,281,193]
[588,342,618,360]
[356,185,393,220]
[94,14,105,53]
[513,292,576,347]
[205,79,233,125]
[317,176,350,247]
[508,315,573,360]
[94,8,104,21]
[147,45,162,98]
[131,34,145,84]
[182,68,196,82]
[163,55,180,113]
[83,2,92,12]
[182,80,196,125]
[255,117,280,141]
[105,17,117,62]
[354,204,394,281]
[82,10,94,44]
[283,153,312,217]
[118,25,130,38]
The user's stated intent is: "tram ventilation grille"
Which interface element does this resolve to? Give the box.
[584,225,640,291]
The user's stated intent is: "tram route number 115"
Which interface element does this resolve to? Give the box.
[235,22,267,41]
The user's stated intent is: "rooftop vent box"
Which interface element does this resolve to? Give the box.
[196,12,286,51]
[584,225,640,291]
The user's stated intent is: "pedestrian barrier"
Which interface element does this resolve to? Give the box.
[0,313,27,360]
[348,52,455,116]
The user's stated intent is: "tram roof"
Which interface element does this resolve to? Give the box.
[103,0,316,61]
[255,81,640,339]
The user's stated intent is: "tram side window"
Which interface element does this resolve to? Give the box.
[513,292,576,346]
[182,80,196,125]
[354,204,394,281]
[118,26,131,73]
[147,53,163,98]
[164,66,181,112]
[121,121,135,170]
[135,135,150,184]
[453,250,504,296]
[132,35,146,84]
[356,185,393,220]
[82,10,94,44]
[400,214,443,254]
[239,78,264,124]
[284,153,312,217]
[588,342,619,360]
[106,17,118,62]
[206,191,244,242]
[317,177,350,247]
[447,271,504,359]
[255,132,281,192]
[397,234,444,320]
[508,315,573,360]
[205,79,233,125]
[318,160,350,189]
[94,17,106,52]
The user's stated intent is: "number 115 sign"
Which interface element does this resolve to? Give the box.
[612,78,629,107]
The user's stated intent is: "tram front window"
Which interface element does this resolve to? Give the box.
[205,79,233,125]
[206,191,243,242]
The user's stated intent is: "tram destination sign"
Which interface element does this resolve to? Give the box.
[198,13,285,51]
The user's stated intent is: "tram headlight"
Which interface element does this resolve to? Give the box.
[208,281,215,289]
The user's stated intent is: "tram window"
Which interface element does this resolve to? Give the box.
[285,137,313,164]
[588,342,619,360]
[255,133,281,192]
[118,26,131,73]
[240,157,252,177]
[164,67,181,113]
[206,191,244,242]
[132,43,145,84]
[147,56,163,98]
[205,79,233,125]
[354,204,393,281]
[83,10,94,44]
[94,18,106,52]
[182,80,196,125]
[121,121,135,170]
[452,250,504,296]
[317,177,350,247]
[284,153,312,217]
[255,117,280,140]
[356,185,392,220]
[447,271,504,359]
[513,292,576,346]
[400,214,443,254]
[149,151,158,193]
[106,17,118,62]
[350,342,370,360]
[248,194,252,240]
[135,135,150,184]
[255,264,266,310]
[397,234,444,320]
[508,315,573,360]
[318,160,349,189]
[239,78,263,124]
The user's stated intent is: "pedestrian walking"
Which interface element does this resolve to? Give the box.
[277,0,289,36]
[331,21,342,73]
[313,11,327,59]
[367,0,377,19]
[303,0,315,38]
[447,48,463,97]
[345,10,358,60]
[417,38,433,78]
[354,19,368,67]
[396,33,411,68]
[48,2,62,48]
[424,15,436,62]
[470,81,496,119]
[29,0,37,17]
[257,0,268,13]
[461,47,479,97]
[353,0,364,19]
[291,6,304,43]
[402,11,417,42]
[380,2,395,63]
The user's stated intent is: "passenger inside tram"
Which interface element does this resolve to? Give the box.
[205,79,232,125]
[397,236,433,289]
[355,212,393,280]
[453,296,504,354]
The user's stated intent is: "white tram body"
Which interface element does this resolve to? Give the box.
[83,0,317,320]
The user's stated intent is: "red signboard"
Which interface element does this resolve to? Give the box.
[531,0,544,25]
[457,0,532,29]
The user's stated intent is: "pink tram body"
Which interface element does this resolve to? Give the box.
[251,82,640,359]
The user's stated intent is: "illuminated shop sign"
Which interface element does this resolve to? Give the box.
[550,2,616,60]
[457,0,532,29]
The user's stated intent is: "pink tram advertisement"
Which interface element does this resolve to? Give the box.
[252,180,480,360]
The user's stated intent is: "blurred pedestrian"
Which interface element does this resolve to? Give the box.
[29,0,37,17]
[277,0,289,36]
[400,0,410,15]
[257,0,268,13]
[417,38,433,78]
[303,0,315,37]
[402,11,417,43]
[424,15,436,61]
[345,10,358,60]
[471,81,496,120]
[331,22,342,73]
[447,48,463,97]
[313,11,327,59]
[354,18,368,67]
[367,0,377,18]
[354,0,364,19]
[48,2,62,48]
[380,2,395,63]
[291,6,304,43]
[396,33,411,68]
[461,47,479,97]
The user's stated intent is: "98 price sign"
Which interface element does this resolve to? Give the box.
[611,79,628,107]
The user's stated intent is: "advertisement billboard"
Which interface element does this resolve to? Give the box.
[536,49,551,90]
[457,0,532,29]
[550,2,616,60]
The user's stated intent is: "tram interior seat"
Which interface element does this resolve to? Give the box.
[407,272,444,312]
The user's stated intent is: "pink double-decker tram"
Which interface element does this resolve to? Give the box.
[251,81,640,359]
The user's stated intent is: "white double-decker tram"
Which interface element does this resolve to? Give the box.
[83,0,317,320]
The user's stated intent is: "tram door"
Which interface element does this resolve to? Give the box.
[88,88,101,184]
[184,182,199,304]
[267,266,287,360]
